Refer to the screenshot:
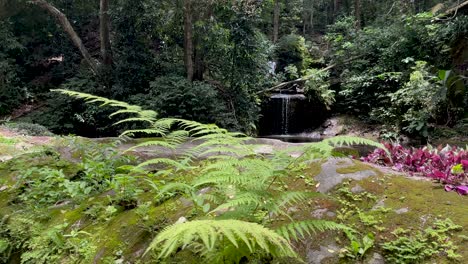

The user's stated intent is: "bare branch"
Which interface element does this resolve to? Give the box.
[29,0,99,75]
[258,55,364,95]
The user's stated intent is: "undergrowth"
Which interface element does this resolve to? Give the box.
[48,89,387,262]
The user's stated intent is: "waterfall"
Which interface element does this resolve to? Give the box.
[281,95,290,134]
[259,92,328,138]
[270,94,305,135]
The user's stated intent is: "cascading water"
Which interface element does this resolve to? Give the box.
[259,92,328,140]
[268,93,306,135]
[279,95,289,134]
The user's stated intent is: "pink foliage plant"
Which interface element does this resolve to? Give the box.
[362,143,467,194]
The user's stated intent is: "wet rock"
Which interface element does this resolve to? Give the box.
[0,155,13,162]
[322,120,332,128]
[179,197,193,207]
[366,253,385,264]
[351,184,365,193]
[307,243,340,264]
[288,206,300,213]
[71,219,86,230]
[314,158,377,193]
[197,187,211,195]
[311,208,329,219]
[372,199,386,210]
[395,207,409,214]
[326,211,336,218]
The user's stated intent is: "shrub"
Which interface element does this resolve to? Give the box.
[370,61,446,137]
[362,143,468,186]
[276,34,312,76]
[0,20,24,115]
[382,219,462,263]
[3,122,53,136]
[328,13,468,132]
[131,75,236,130]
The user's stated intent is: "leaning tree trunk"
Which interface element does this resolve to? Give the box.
[183,0,194,81]
[273,0,280,43]
[30,0,99,75]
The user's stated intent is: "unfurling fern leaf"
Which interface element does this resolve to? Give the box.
[145,220,297,260]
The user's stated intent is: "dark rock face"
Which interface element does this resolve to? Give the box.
[259,93,328,136]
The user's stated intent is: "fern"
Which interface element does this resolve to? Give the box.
[277,220,353,242]
[269,191,322,216]
[55,90,387,262]
[145,220,297,259]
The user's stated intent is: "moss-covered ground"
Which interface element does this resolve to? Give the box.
[0,134,466,263]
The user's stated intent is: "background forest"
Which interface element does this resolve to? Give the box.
[1,1,468,263]
[0,0,467,139]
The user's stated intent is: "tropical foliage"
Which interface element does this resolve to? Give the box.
[363,142,468,186]
[44,89,394,262]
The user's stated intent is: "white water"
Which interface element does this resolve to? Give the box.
[270,94,306,135]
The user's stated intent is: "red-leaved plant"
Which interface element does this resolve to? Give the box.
[362,143,467,193]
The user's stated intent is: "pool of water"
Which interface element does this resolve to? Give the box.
[261,134,322,143]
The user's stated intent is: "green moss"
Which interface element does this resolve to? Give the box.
[336,162,372,174]
[0,136,17,145]
[332,147,360,158]
[336,160,384,178]
[381,176,468,259]
[331,175,468,262]
[0,191,12,211]
[307,161,323,177]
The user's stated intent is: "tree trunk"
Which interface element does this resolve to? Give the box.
[334,0,340,13]
[100,0,112,66]
[302,0,309,35]
[183,0,194,81]
[309,2,314,35]
[193,46,204,81]
[354,0,361,29]
[30,0,99,75]
[273,0,280,43]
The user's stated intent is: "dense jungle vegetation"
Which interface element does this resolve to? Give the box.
[0,0,466,139]
[0,0,468,263]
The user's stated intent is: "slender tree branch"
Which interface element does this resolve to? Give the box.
[444,0,467,16]
[258,55,365,95]
[29,0,99,75]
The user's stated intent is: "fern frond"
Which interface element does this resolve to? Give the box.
[114,117,154,125]
[137,158,188,170]
[124,140,176,153]
[120,129,168,137]
[165,130,190,145]
[159,182,193,194]
[210,193,264,213]
[276,220,352,242]
[323,136,389,157]
[272,191,321,213]
[146,220,297,259]
[53,89,134,109]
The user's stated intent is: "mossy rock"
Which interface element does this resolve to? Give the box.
[280,160,468,263]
